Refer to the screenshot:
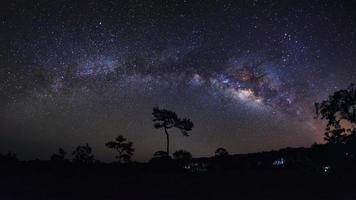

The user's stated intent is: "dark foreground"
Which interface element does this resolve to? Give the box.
[0,161,355,200]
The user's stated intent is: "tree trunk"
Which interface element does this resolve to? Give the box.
[164,127,169,156]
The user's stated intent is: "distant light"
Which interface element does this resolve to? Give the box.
[273,157,285,166]
[345,152,353,159]
[184,162,208,172]
[322,165,331,173]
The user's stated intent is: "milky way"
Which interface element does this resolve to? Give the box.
[1,0,355,161]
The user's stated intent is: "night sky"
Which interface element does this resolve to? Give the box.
[1,0,355,161]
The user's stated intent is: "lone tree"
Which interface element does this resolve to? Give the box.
[72,143,94,164]
[315,83,356,145]
[152,107,194,156]
[173,150,192,160]
[106,135,135,163]
[215,147,229,157]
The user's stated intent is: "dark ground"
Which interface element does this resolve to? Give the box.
[0,161,355,200]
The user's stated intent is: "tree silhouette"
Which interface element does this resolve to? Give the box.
[51,148,68,162]
[152,107,194,156]
[215,147,229,157]
[315,83,356,145]
[105,135,135,163]
[72,143,94,164]
[173,150,192,160]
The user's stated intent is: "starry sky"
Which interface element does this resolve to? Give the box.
[0,0,355,161]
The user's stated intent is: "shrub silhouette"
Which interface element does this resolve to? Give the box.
[105,135,135,163]
[51,148,68,162]
[215,147,229,157]
[150,150,171,162]
[0,151,18,163]
[152,107,194,156]
[153,150,169,158]
[72,143,94,164]
[173,150,192,160]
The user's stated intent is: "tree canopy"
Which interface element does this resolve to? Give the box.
[315,83,356,144]
[152,107,194,136]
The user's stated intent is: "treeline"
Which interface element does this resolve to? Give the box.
[1,84,356,174]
